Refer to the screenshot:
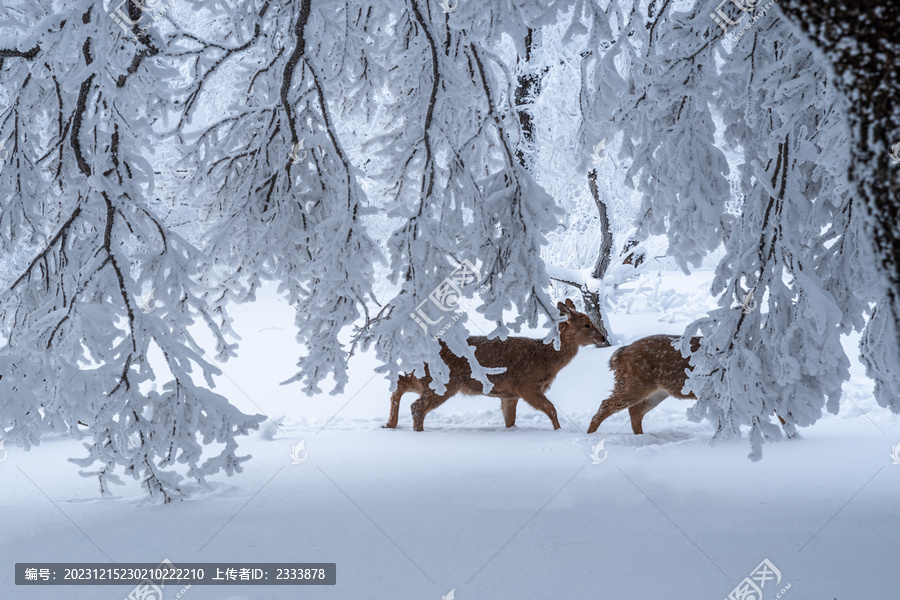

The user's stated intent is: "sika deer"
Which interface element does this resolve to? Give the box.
[385,299,609,432]
[587,335,701,435]
[587,335,791,435]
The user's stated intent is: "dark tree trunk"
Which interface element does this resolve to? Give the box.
[588,170,613,281]
[515,28,547,169]
[582,169,614,338]
[513,28,615,335]
[549,170,614,338]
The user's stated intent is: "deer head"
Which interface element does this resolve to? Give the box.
[557,298,610,348]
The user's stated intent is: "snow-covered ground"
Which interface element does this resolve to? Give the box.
[2,270,898,599]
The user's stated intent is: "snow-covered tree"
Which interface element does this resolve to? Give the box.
[1,0,897,498]
[347,1,578,392]
[0,0,587,498]
[684,40,853,457]
[577,0,898,457]
[171,0,382,396]
[774,0,900,419]
[0,1,264,501]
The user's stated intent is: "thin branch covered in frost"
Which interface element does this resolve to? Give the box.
[773,0,900,414]
[174,0,381,396]
[0,0,262,501]
[579,0,886,458]
[347,0,578,395]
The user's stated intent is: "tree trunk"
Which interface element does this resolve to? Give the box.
[588,169,613,280]
[581,168,614,338]
[515,28,548,170]
[513,28,613,336]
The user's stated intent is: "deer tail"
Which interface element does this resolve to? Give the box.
[609,346,625,371]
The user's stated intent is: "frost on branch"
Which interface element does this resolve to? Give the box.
[0,1,262,501]
[350,1,567,393]
[576,0,886,458]
[175,0,381,396]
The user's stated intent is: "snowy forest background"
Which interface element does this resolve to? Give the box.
[0,0,898,509]
[2,1,899,599]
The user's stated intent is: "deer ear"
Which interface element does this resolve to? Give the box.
[565,298,576,309]
[557,301,569,316]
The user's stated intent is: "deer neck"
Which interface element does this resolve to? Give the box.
[546,330,580,367]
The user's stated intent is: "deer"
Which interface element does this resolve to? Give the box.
[587,334,790,435]
[384,298,610,432]
[587,335,699,435]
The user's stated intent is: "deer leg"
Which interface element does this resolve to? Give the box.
[410,387,456,432]
[385,375,419,429]
[774,410,798,439]
[384,388,404,429]
[519,391,561,430]
[775,410,786,426]
[588,382,656,434]
[627,390,668,435]
[627,405,644,435]
[501,398,519,428]
[587,404,618,434]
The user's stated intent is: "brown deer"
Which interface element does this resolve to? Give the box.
[587,335,699,435]
[384,299,610,431]
[587,334,789,435]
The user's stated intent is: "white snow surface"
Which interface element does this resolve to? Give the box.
[2,271,897,599]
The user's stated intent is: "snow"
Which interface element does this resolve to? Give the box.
[2,271,897,599]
